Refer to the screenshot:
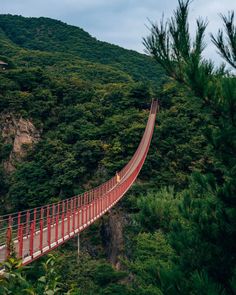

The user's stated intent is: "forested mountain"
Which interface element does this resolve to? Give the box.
[0,14,163,85]
[0,1,236,294]
[0,14,164,212]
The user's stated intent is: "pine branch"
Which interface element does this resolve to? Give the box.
[211,11,236,69]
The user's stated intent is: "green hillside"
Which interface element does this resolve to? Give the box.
[0,14,164,211]
[0,14,164,85]
[0,2,236,294]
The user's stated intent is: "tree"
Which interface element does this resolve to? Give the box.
[143,0,215,101]
[0,255,62,295]
[211,12,236,69]
[144,0,236,293]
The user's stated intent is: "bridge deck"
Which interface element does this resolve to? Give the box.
[0,100,158,265]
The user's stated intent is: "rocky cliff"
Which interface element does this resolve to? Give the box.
[101,209,127,269]
[1,114,40,172]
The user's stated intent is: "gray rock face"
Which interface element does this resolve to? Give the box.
[101,209,126,269]
[1,114,40,172]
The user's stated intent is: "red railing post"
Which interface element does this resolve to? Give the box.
[94,201,96,218]
[88,204,90,223]
[107,193,109,209]
[94,198,97,217]
[26,210,30,236]
[33,208,37,234]
[6,216,12,259]
[72,198,76,232]
[77,207,80,229]
[39,218,43,252]
[87,204,90,223]
[62,201,65,240]
[95,199,97,217]
[18,224,23,259]
[47,217,51,248]
[66,200,70,235]
[55,215,59,243]
[52,204,55,225]
[81,207,84,227]
[93,199,96,218]
[29,222,34,257]
[113,188,116,202]
[84,205,87,225]
[61,212,65,240]
[91,201,93,220]
[67,200,70,235]
[17,212,21,240]
[90,203,92,221]
[46,205,50,225]
[57,202,60,220]
[109,191,111,207]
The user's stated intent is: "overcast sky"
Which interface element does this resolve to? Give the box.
[1,0,236,65]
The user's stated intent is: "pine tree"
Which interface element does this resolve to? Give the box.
[211,12,236,69]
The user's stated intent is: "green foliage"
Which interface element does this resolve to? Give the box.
[0,2,236,294]
[127,231,181,295]
[0,257,31,295]
[0,12,162,209]
[136,187,178,232]
[143,0,214,100]
[0,57,153,211]
[0,14,163,88]
[0,255,68,294]
[146,81,215,188]
[190,270,226,295]
[36,255,62,295]
[135,1,236,294]
[211,11,236,69]
[43,248,131,295]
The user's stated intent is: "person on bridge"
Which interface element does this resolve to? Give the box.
[116,171,120,183]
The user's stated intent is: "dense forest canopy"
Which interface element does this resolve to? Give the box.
[0,13,164,212]
[0,0,236,294]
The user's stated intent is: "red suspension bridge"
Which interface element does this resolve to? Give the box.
[0,100,158,265]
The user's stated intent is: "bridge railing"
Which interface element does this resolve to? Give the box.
[0,100,158,264]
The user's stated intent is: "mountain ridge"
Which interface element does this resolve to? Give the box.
[0,14,164,86]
